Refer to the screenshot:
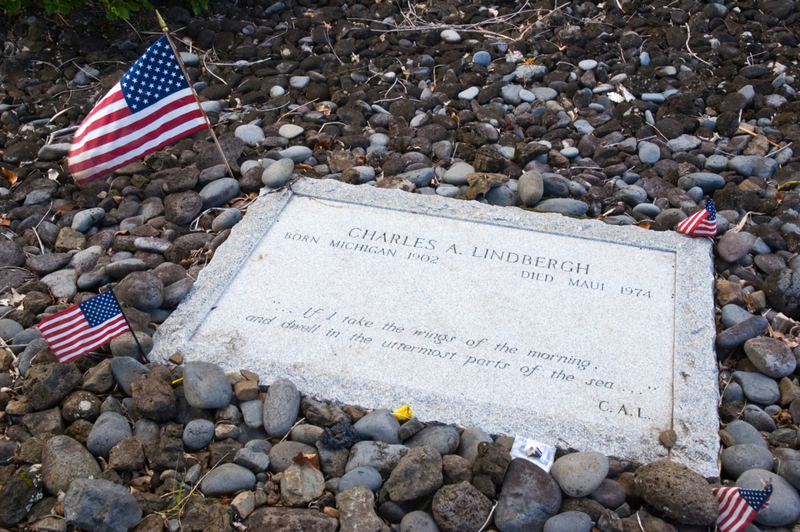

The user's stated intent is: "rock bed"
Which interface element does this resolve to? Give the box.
[1,0,800,529]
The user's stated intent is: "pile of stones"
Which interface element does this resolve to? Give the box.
[0,356,743,532]
[2,0,800,528]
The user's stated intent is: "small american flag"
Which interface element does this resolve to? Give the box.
[677,198,717,237]
[37,291,131,363]
[68,36,207,185]
[713,483,772,532]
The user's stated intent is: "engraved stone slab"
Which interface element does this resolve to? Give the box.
[150,178,719,477]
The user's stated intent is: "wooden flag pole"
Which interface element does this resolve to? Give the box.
[106,283,147,359]
[155,10,236,181]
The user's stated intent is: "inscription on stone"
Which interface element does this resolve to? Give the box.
[150,179,719,477]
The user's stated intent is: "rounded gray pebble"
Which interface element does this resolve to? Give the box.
[110,356,149,396]
[200,178,240,209]
[278,146,312,163]
[404,425,459,455]
[71,208,105,232]
[724,420,769,448]
[235,124,265,147]
[263,378,301,438]
[732,371,781,405]
[0,319,23,341]
[183,361,232,409]
[472,51,491,66]
[339,466,384,492]
[200,463,256,497]
[721,304,755,328]
[518,170,544,207]
[534,198,589,217]
[262,158,295,188]
[354,409,401,444]
[212,209,242,231]
[551,452,609,497]
[721,444,775,479]
[743,404,777,432]
[183,419,215,451]
[442,162,473,186]
[87,412,132,459]
[400,510,440,532]
[638,142,661,164]
[543,511,593,532]
[110,331,152,359]
[744,337,797,378]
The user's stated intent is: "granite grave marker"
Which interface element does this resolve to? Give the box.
[150,178,719,477]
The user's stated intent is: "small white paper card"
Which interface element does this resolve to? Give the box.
[510,435,556,472]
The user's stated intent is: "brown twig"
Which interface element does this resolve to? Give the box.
[738,125,783,150]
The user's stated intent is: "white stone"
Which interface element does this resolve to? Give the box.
[201,101,222,113]
[235,125,265,147]
[289,76,310,90]
[150,179,719,478]
[519,89,536,102]
[180,52,200,67]
[270,85,286,98]
[440,29,461,43]
[458,87,479,100]
[279,124,304,140]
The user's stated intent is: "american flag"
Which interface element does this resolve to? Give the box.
[37,291,131,363]
[67,36,208,185]
[677,198,717,237]
[713,483,773,532]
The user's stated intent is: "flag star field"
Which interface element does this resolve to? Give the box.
[80,291,125,327]
[120,39,189,111]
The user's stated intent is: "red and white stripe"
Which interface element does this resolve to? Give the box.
[714,487,766,532]
[37,305,129,363]
[677,209,716,237]
[67,83,207,185]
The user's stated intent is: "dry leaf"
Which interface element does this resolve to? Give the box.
[323,21,332,29]
[637,221,651,229]
[323,507,339,518]
[179,259,194,268]
[313,140,331,150]
[129,477,151,491]
[292,452,320,470]
[0,288,24,308]
[0,215,10,226]
[351,52,360,63]
[114,230,129,236]
[773,409,793,427]
[56,204,75,215]
[296,163,315,171]
[1,167,18,185]
[379,33,385,41]
[729,212,752,234]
